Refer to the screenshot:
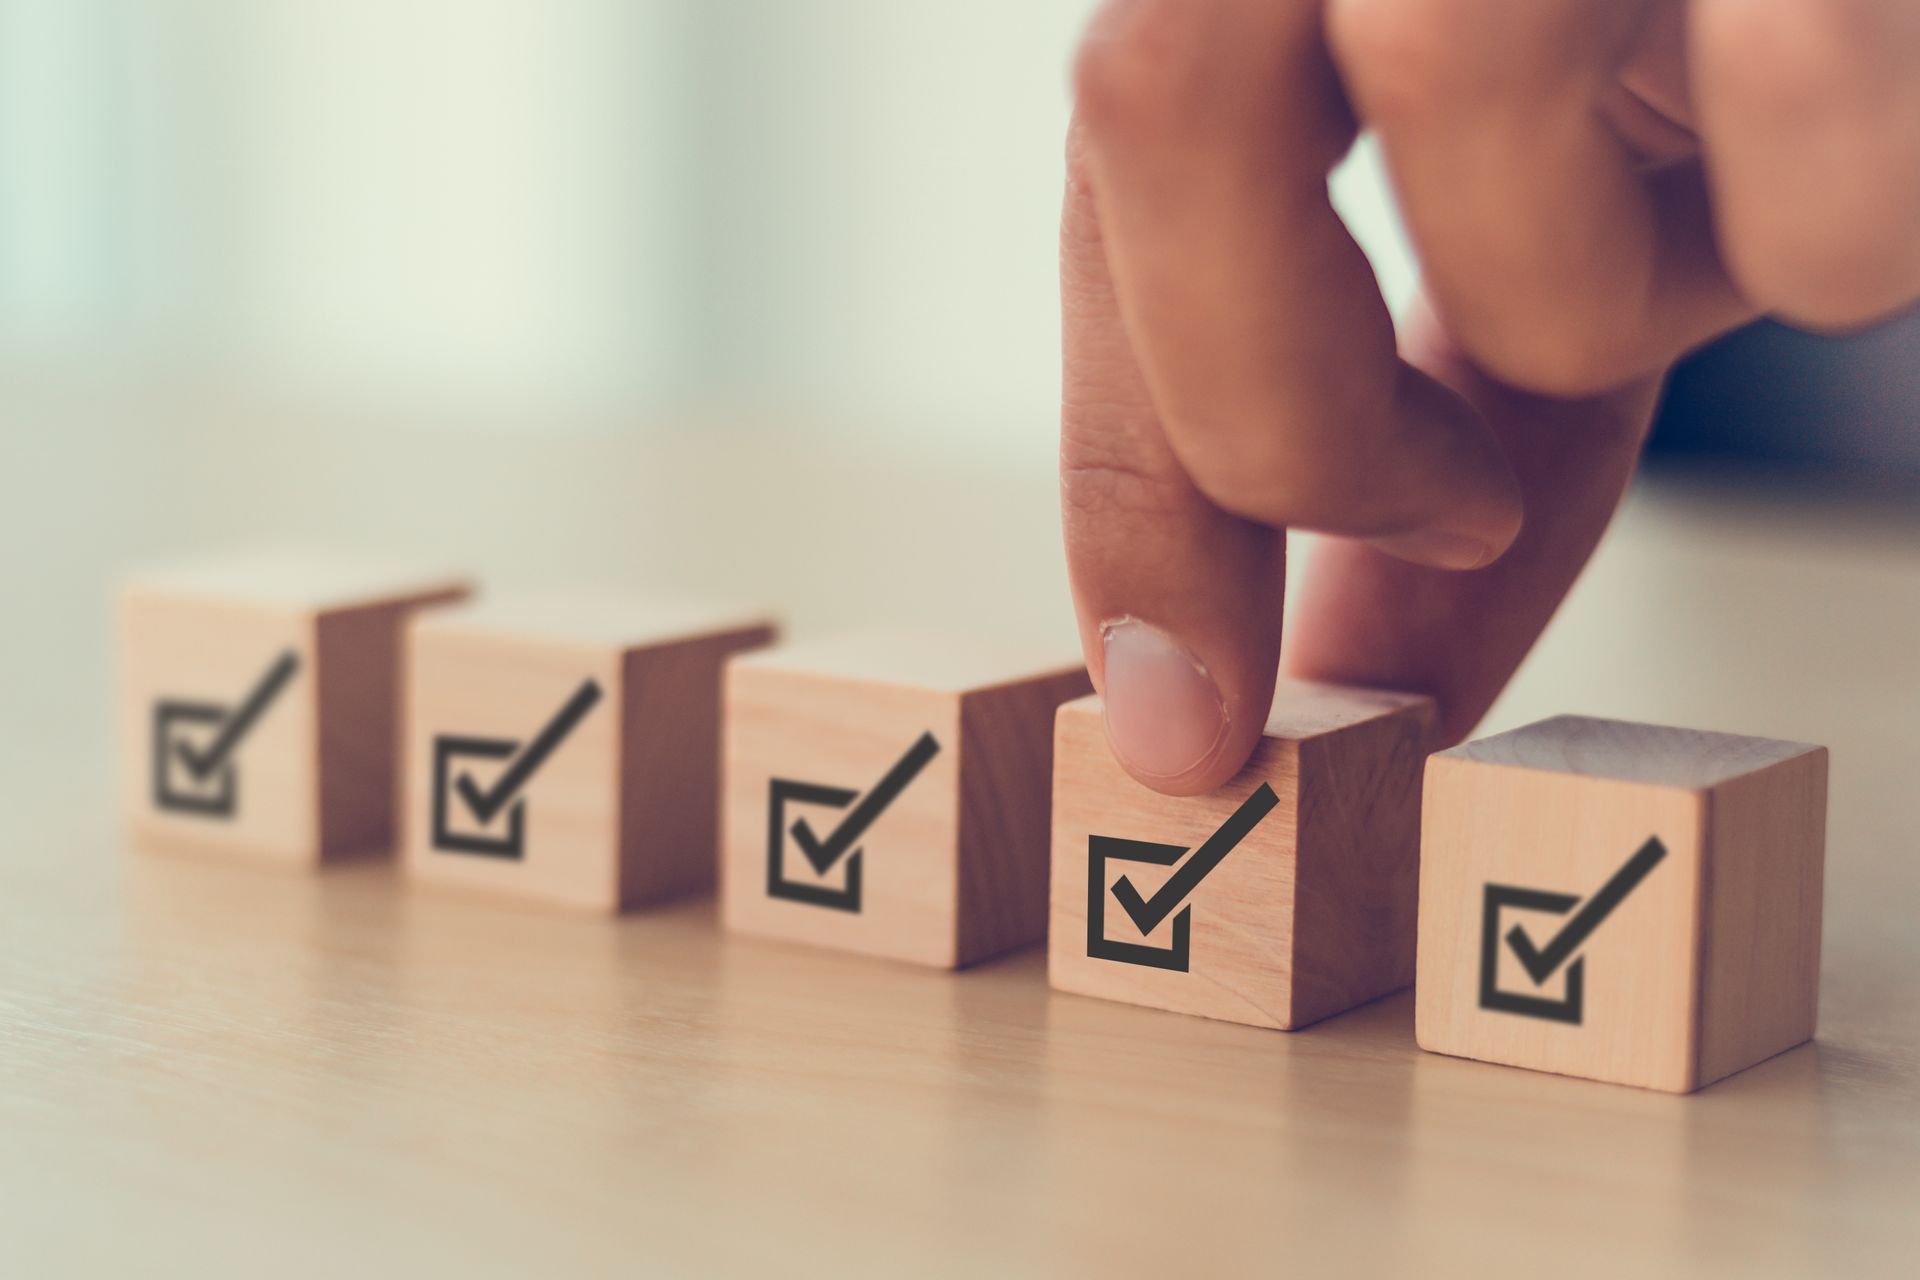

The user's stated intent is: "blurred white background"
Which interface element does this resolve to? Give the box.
[0,0,1414,451]
[2,0,1910,778]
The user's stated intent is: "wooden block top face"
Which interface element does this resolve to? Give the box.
[723,660,964,967]
[405,623,624,911]
[1417,753,1708,1092]
[1435,715,1822,792]
[1048,683,1431,1030]
[417,590,775,653]
[121,593,318,862]
[731,628,1084,695]
[1257,680,1436,741]
[124,549,470,615]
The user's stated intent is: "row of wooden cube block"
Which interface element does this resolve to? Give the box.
[120,553,1827,1094]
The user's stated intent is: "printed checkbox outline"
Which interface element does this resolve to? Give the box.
[432,736,527,858]
[1477,837,1668,1027]
[1479,885,1587,1025]
[763,733,942,916]
[428,678,605,862]
[1086,836,1196,971]
[766,779,863,911]
[153,702,238,816]
[151,650,302,820]
[1085,784,1280,973]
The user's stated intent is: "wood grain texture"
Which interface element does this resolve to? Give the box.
[954,669,1095,966]
[1417,716,1827,1092]
[119,554,469,866]
[315,591,468,860]
[721,635,1086,969]
[616,624,779,908]
[1049,684,1435,1030]
[12,416,1920,1278]
[1290,692,1434,1026]
[1441,713,1818,789]
[404,595,774,913]
[120,594,319,863]
[1695,750,1828,1086]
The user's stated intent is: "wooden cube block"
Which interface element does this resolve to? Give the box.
[1049,682,1435,1029]
[404,593,776,913]
[119,550,471,864]
[1417,715,1828,1093]
[721,631,1091,968]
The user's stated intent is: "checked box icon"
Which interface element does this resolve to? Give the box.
[152,651,302,819]
[431,678,604,860]
[1087,784,1280,973]
[766,732,942,914]
[1479,837,1669,1026]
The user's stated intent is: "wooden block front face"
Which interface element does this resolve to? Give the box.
[1049,684,1432,1030]
[722,665,964,967]
[121,593,319,863]
[406,626,624,911]
[1418,759,1705,1091]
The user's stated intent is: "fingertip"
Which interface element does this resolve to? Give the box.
[1369,498,1523,572]
[1365,357,1527,573]
[1111,726,1263,798]
[1099,618,1266,797]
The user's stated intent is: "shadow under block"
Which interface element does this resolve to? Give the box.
[1049,683,1435,1030]
[1416,715,1828,1093]
[721,632,1092,969]
[119,551,472,865]
[403,594,777,913]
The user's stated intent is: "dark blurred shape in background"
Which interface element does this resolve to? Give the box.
[1650,312,1920,487]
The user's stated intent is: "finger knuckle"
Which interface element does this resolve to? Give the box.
[1060,132,1104,259]
[1729,229,1920,332]
[1701,0,1920,328]
[1072,0,1216,139]
[1176,425,1377,531]
[1187,473,1303,528]
[1452,306,1650,398]
[1061,459,1190,527]
[1060,423,1193,524]
[1328,0,1486,120]
[1702,0,1864,119]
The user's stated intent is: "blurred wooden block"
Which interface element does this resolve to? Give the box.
[1417,715,1828,1093]
[722,631,1090,968]
[119,550,471,865]
[1048,683,1434,1030]
[404,592,776,913]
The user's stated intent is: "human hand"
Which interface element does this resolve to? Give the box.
[1062,0,1920,794]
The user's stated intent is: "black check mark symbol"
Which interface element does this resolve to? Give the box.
[788,732,942,876]
[1109,784,1280,934]
[1504,837,1668,985]
[453,679,605,824]
[171,652,302,781]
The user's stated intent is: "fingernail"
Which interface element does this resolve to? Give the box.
[1373,528,1498,571]
[1101,619,1227,781]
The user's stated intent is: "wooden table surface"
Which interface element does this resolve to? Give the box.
[3,416,1918,1277]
